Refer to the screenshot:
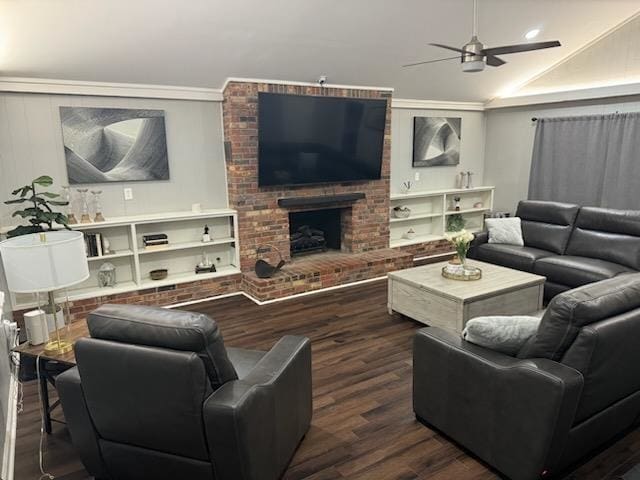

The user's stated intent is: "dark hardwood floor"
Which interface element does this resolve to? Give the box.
[14,280,640,479]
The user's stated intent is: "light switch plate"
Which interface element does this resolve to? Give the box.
[414,172,420,181]
[124,188,133,200]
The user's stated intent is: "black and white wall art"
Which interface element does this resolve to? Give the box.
[60,107,169,184]
[412,116,461,167]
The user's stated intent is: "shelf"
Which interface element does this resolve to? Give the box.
[87,250,134,262]
[390,212,442,223]
[390,234,445,248]
[139,265,241,288]
[138,237,236,255]
[391,186,494,201]
[445,208,490,216]
[0,208,237,234]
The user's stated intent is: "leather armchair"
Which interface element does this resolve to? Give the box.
[414,273,640,480]
[57,304,312,480]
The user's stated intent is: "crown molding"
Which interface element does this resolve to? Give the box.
[485,81,640,109]
[391,98,485,111]
[0,77,224,101]
[222,77,394,93]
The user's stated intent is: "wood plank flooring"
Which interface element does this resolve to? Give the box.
[14,280,640,479]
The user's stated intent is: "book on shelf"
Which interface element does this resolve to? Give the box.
[84,233,104,258]
[143,243,170,251]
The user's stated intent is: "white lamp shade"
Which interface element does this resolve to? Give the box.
[0,231,89,293]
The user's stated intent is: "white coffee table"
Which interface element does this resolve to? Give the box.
[387,259,545,333]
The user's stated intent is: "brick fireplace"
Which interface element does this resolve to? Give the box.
[222,80,412,301]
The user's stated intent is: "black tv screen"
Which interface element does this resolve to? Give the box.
[258,93,386,186]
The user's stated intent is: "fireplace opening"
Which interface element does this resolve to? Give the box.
[289,208,342,257]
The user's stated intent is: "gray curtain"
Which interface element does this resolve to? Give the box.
[528,113,640,209]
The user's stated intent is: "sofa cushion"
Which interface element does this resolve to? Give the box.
[518,273,640,361]
[462,315,542,355]
[486,217,524,246]
[474,243,552,272]
[516,200,580,254]
[533,256,632,288]
[566,207,640,270]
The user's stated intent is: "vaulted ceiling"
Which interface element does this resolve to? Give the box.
[1,0,639,102]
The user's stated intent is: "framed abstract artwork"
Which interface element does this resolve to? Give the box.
[412,116,461,167]
[60,107,169,184]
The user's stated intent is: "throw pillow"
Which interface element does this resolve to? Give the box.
[485,217,524,246]
[461,315,542,355]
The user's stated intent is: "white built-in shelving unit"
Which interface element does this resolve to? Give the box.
[389,186,494,248]
[3,209,240,310]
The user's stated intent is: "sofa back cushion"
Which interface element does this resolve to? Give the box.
[518,273,640,361]
[566,207,640,270]
[516,200,579,254]
[88,304,238,390]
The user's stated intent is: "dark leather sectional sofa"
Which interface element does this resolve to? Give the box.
[470,200,640,300]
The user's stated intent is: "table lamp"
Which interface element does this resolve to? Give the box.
[0,231,89,354]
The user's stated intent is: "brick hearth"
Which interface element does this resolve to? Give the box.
[242,249,412,302]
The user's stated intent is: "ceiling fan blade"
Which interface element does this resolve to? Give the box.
[402,56,461,67]
[429,43,473,55]
[482,40,561,56]
[485,55,506,67]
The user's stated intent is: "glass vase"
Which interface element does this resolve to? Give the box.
[77,188,91,224]
[91,190,105,222]
[62,186,78,224]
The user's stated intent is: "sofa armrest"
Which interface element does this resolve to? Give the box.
[413,328,583,480]
[468,231,488,258]
[204,336,312,480]
[57,367,110,479]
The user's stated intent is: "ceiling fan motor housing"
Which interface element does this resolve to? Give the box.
[461,36,485,72]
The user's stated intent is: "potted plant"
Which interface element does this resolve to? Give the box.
[4,176,70,238]
[446,213,466,232]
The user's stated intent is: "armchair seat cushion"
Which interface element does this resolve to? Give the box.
[473,243,552,272]
[533,256,632,288]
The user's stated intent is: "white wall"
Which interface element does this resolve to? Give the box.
[484,95,640,212]
[0,93,228,228]
[390,107,486,194]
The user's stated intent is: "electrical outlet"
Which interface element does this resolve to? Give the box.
[414,172,420,181]
[123,188,133,201]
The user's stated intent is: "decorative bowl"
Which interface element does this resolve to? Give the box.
[393,207,411,218]
[150,269,168,281]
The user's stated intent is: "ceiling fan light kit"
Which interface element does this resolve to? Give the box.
[403,0,561,73]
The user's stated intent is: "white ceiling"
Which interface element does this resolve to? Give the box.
[1,0,639,102]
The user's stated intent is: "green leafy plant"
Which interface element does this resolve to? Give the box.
[4,176,70,237]
[446,213,466,232]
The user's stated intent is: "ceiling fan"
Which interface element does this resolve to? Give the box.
[404,0,561,72]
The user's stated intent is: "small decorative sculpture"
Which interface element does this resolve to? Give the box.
[458,172,467,189]
[254,244,286,279]
[62,186,78,224]
[400,181,412,194]
[196,252,216,274]
[91,190,105,222]
[402,228,416,240]
[77,188,91,223]
[466,171,474,189]
[202,224,211,243]
[454,196,461,211]
[102,237,112,255]
[98,262,116,287]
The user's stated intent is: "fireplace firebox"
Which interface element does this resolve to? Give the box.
[289,209,342,257]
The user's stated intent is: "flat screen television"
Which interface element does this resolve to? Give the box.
[258,92,386,186]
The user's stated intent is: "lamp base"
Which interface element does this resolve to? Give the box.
[43,339,74,355]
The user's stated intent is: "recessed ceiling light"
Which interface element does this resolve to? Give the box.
[525,29,540,40]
